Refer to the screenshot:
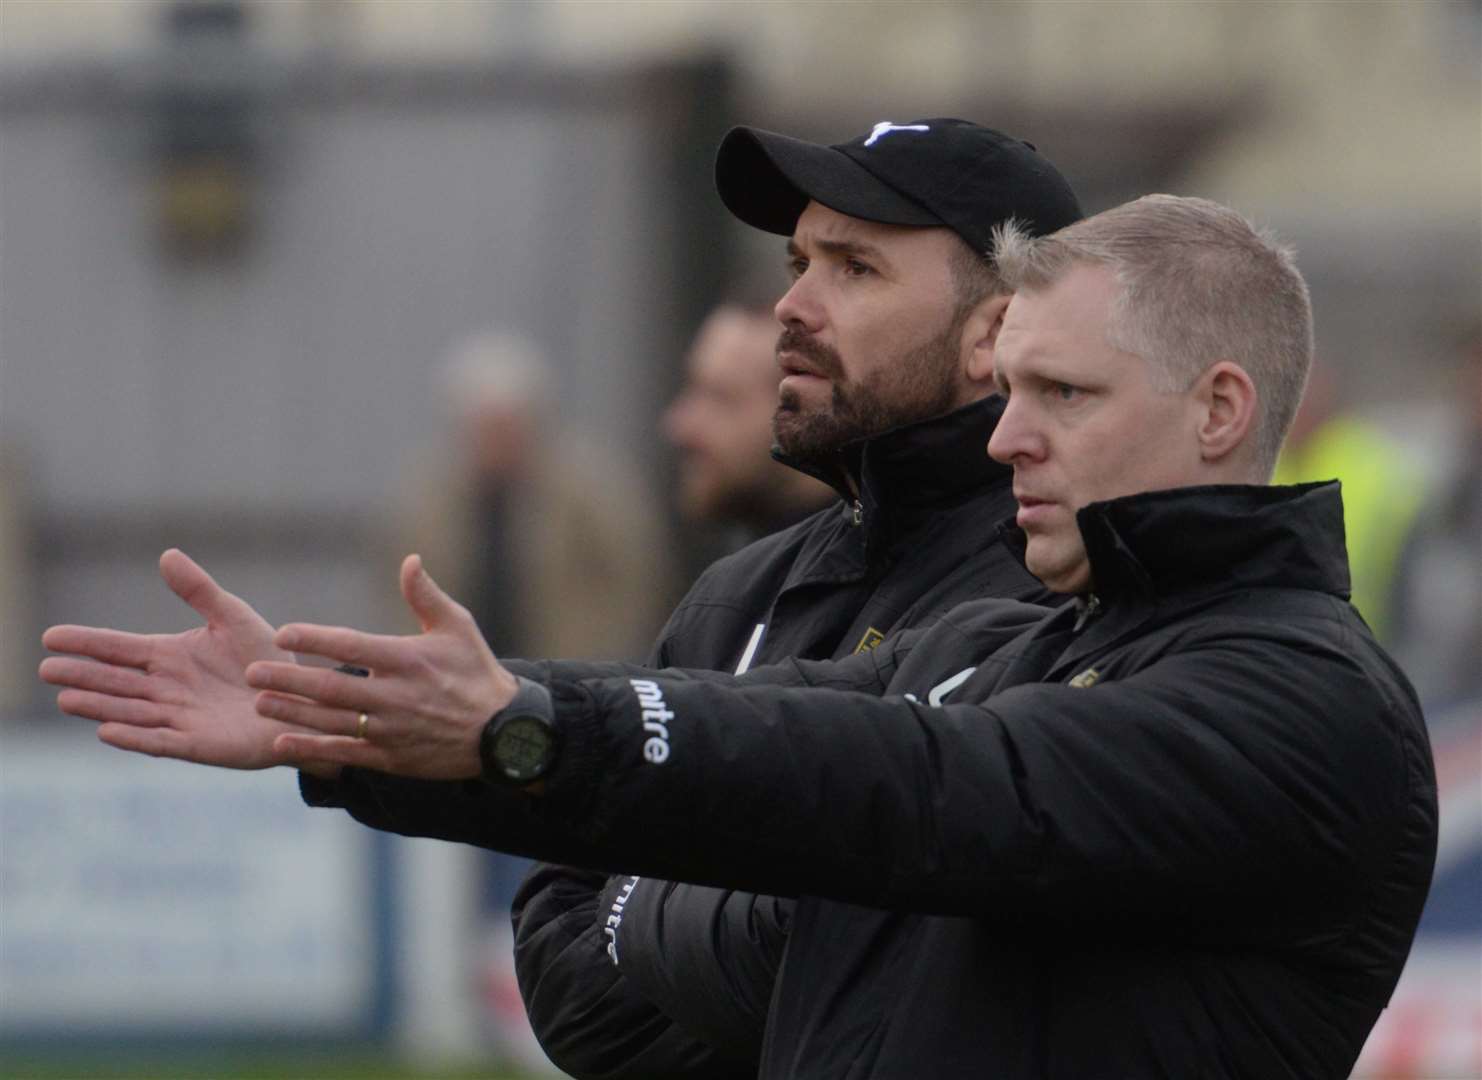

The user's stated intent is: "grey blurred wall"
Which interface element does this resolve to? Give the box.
[0,59,732,691]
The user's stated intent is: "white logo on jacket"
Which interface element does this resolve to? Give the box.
[904,666,977,707]
[630,678,674,763]
[604,875,640,965]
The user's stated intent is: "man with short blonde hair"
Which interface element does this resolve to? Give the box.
[995,194,1313,476]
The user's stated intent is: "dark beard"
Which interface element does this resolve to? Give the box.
[773,312,966,464]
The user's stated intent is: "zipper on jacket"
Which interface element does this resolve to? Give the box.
[837,467,864,527]
[1073,592,1102,632]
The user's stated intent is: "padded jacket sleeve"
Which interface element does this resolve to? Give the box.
[608,877,792,1059]
[510,863,757,1080]
[530,622,1431,935]
[512,869,789,1076]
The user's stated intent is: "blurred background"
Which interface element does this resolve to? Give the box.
[1,2,1477,1078]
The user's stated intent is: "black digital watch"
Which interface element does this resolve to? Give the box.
[479,676,558,786]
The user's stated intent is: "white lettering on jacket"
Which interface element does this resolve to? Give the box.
[604,875,641,966]
[629,678,674,764]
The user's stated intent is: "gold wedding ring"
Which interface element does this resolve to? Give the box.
[355,712,370,740]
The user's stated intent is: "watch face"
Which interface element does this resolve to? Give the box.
[493,715,553,782]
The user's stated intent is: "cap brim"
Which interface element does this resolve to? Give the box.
[715,126,942,237]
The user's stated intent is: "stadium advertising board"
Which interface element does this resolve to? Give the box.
[1,727,384,1038]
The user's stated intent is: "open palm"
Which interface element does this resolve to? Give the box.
[40,549,307,769]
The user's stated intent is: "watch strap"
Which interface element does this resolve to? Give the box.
[499,675,554,723]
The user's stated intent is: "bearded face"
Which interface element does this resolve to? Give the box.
[772,303,970,463]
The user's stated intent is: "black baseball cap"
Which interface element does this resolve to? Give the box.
[715,117,1082,254]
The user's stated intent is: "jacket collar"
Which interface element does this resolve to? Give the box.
[778,395,1011,512]
[1002,481,1352,607]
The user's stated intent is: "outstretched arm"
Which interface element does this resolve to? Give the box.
[252,557,920,781]
[39,549,318,770]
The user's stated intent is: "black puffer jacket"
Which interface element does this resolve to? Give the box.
[650,394,1049,672]
[514,394,1055,1077]
[303,482,1436,1079]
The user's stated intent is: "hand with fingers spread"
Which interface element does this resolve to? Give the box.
[249,553,519,780]
[39,548,314,770]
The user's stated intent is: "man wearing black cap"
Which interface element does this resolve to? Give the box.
[651,117,1080,679]
[511,119,1082,1075]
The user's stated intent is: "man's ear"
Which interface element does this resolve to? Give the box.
[963,293,1012,385]
[1196,360,1258,464]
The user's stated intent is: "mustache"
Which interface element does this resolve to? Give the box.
[776,328,844,380]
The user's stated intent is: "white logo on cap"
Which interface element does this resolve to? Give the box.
[864,121,930,148]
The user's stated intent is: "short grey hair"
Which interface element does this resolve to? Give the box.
[993,194,1314,478]
[949,236,1010,315]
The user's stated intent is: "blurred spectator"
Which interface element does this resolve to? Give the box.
[0,439,39,716]
[1273,360,1424,641]
[664,302,834,548]
[390,331,672,1066]
[1387,326,1482,706]
[396,331,671,663]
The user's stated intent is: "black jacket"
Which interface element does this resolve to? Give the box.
[515,395,1054,1077]
[303,481,1436,1079]
[650,394,1049,672]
